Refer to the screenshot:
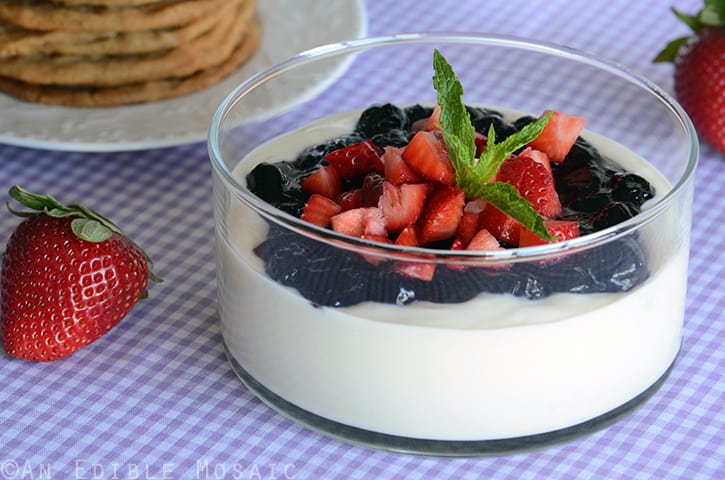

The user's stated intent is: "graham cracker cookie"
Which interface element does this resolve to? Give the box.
[0,0,254,86]
[0,19,261,107]
[0,0,241,58]
[0,0,227,33]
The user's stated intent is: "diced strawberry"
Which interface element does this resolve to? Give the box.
[466,228,503,251]
[300,165,342,199]
[394,261,436,281]
[379,181,430,233]
[361,172,385,207]
[330,207,387,238]
[324,140,384,179]
[383,146,421,185]
[474,131,487,156]
[481,154,563,246]
[335,188,362,211]
[419,185,466,244]
[497,155,561,218]
[361,234,392,244]
[518,146,551,174]
[450,211,480,250]
[361,207,388,237]
[402,130,456,185]
[300,194,342,227]
[330,208,364,237]
[448,227,505,272]
[464,198,487,214]
[478,204,522,246]
[528,110,586,163]
[519,219,580,247]
[395,224,420,246]
[424,104,442,131]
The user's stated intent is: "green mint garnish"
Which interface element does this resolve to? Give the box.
[432,49,555,241]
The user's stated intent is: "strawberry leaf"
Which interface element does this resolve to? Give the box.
[700,0,725,27]
[71,218,113,242]
[653,36,690,62]
[672,6,704,31]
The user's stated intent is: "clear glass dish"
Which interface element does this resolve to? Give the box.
[208,33,698,455]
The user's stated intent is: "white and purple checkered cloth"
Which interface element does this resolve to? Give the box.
[0,0,722,478]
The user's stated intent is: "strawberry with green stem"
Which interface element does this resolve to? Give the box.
[655,0,725,153]
[1,186,161,361]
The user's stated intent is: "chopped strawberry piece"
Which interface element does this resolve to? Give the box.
[518,146,551,174]
[383,146,421,185]
[423,104,442,131]
[450,210,480,250]
[464,198,487,214]
[497,155,561,218]
[528,110,586,163]
[379,181,430,233]
[361,172,385,207]
[474,131,487,156]
[466,228,503,251]
[402,130,456,185]
[481,154,562,246]
[519,219,580,247]
[335,188,362,211]
[361,207,388,237]
[361,234,392,244]
[324,140,384,179]
[300,194,342,227]
[419,185,466,244]
[330,207,387,238]
[394,261,436,281]
[300,165,342,199]
[478,204,522,246]
[395,224,420,246]
[330,208,364,237]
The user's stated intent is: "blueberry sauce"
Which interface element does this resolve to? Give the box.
[246,104,655,307]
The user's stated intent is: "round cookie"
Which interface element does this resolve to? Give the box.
[0,0,227,33]
[0,0,244,58]
[0,0,254,85]
[0,20,261,107]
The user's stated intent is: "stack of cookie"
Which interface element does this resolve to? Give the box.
[0,0,260,107]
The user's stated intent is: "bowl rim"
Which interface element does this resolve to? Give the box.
[208,32,699,264]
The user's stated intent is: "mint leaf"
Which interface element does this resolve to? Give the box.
[478,183,556,242]
[433,49,477,187]
[477,112,553,182]
[431,49,555,242]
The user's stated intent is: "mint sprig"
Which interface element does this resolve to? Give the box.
[432,49,555,241]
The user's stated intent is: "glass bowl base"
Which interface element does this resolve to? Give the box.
[224,341,676,457]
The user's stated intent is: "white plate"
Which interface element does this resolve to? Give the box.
[0,0,367,152]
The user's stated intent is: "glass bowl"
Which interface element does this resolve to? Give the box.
[208,33,698,455]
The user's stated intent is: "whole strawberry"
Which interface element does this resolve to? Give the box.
[1,186,160,361]
[655,0,725,153]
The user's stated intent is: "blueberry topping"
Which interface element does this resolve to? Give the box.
[246,104,656,307]
[355,103,410,138]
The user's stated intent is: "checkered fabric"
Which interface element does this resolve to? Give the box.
[0,0,722,479]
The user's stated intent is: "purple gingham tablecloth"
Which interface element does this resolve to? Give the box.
[0,0,723,478]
